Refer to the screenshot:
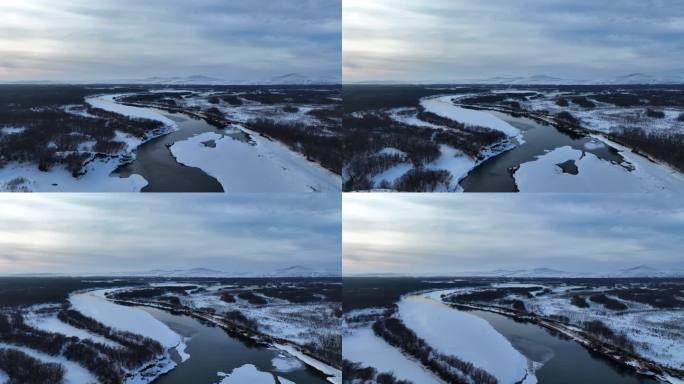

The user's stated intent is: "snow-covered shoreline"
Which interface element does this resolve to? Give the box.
[169,126,341,192]
[398,291,537,384]
[0,93,179,192]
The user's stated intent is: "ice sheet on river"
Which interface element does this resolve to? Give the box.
[170,130,341,192]
[398,292,534,384]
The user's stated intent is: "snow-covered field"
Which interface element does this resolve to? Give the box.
[398,292,535,384]
[517,91,684,135]
[170,128,340,192]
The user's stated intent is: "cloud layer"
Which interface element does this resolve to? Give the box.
[343,0,684,82]
[0,0,341,81]
[343,194,684,275]
[0,194,340,274]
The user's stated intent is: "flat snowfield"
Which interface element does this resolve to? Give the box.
[421,95,522,137]
[398,292,535,384]
[69,289,182,350]
[343,327,442,383]
[170,129,341,192]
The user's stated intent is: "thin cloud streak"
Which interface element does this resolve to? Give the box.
[343,194,684,275]
[0,194,341,275]
[0,0,341,81]
[343,0,684,82]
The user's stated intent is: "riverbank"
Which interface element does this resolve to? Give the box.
[447,301,684,384]
[110,298,342,384]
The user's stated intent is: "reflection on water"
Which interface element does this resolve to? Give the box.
[114,110,225,192]
[139,306,330,384]
[460,111,626,192]
[468,309,658,384]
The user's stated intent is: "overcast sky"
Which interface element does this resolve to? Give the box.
[344,194,684,275]
[343,0,684,82]
[0,0,340,82]
[0,194,340,275]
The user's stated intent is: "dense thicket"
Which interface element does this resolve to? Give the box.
[610,128,684,172]
[247,118,341,174]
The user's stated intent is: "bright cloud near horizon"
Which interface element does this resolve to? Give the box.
[343,194,684,275]
[343,0,684,82]
[0,0,341,81]
[0,194,340,275]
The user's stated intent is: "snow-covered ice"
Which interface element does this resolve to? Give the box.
[69,289,182,350]
[343,327,442,383]
[0,158,147,192]
[169,129,340,192]
[514,142,684,193]
[272,355,304,373]
[215,364,277,384]
[421,96,522,137]
[86,94,175,127]
[0,343,98,384]
[398,292,533,384]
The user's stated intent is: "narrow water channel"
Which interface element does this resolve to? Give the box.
[139,306,330,384]
[459,111,625,192]
[467,309,658,384]
[114,109,225,192]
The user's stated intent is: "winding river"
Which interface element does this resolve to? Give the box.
[467,309,659,384]
[113,110,226,192]
[139,306,331,384]
[459,111,625,192]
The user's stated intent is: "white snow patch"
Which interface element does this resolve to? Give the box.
[0,343,97,384]
[215,364,275,384]
[0,126,25,135]
[272,355,304,373]
[169,130,340,192]
[343,327,442,383]
[398,292,532,384]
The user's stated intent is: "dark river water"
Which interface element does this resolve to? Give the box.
[139,306,331,384]
[459,111,625,192]
[468,309,658,384]
[114,109,225,192]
